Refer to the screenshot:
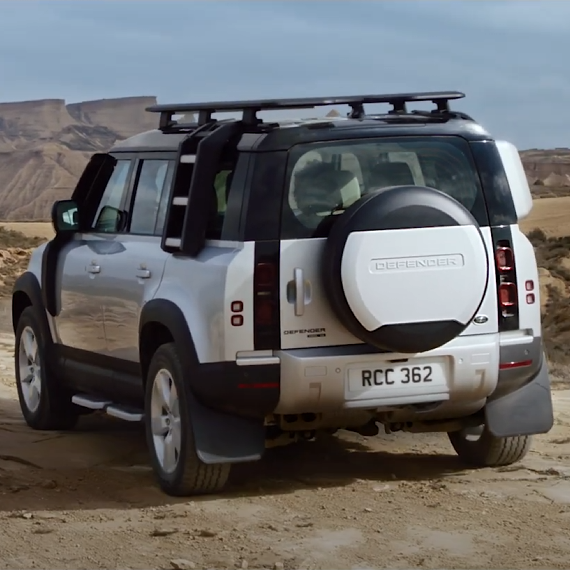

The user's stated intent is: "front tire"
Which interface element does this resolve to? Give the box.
[448,424,531,467]
[144,342,231,496]
[15,306,79,430]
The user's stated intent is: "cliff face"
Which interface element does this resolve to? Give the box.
[0,96,157,220]
[520,149,570,198]
[0,97,568,220]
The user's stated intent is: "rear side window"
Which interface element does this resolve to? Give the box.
[282,136,489,239]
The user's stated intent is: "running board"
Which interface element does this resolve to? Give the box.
[72,394,144,422]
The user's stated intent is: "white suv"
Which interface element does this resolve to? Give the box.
[11,91,553,496]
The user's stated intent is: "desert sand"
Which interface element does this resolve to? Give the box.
[1,200,570,569]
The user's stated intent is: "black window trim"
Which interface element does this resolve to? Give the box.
[82,152,137,236]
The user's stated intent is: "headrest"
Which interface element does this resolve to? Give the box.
[294,161,360,213]
[370,161,415,189]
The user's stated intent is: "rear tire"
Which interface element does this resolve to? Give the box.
[144,342,231,496]
[448,424,531,467]
[15,306,79,431]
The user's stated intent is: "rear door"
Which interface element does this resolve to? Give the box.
[278,136,499,351]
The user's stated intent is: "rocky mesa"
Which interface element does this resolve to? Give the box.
[0,97,569,220]
[0,96,157,220]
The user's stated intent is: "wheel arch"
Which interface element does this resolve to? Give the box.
[12,272,52,343]
[138,298,266,466]
[138,299,199,385]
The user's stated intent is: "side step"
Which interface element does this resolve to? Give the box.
[72,394,144,422]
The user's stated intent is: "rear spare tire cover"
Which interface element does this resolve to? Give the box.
[322,185,489,353]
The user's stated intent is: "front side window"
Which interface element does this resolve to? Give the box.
[92,159,132,233]
[282,136,487,239]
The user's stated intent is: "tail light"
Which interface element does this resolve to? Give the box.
[495,246,514,272]
[494,239,519,326]
[499,282,517,308]
[254,261,280,349]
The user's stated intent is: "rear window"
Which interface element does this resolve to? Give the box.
[281,136,489,239]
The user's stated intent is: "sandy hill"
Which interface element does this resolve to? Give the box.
[0,98,569,220]
[0,96,157,220]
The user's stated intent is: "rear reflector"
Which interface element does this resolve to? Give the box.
[526,293,535,304]
[499,360,532,370]
[525,280,534,291]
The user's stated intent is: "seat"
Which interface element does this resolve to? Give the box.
[369,161,415,190]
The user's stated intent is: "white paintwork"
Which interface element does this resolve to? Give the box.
[54,235,108,354]
[495,140,534,221]
[280,238,363,350]
[180,154,196,163]
[275,331,499,415]
[155,240,255,363]
[222,241,255,359]
[341,225,488,331]
[95,234,169,362]
[510,224,542,336]
[279,227,498,350]
[172,197,188,206]
[459,227,498,337]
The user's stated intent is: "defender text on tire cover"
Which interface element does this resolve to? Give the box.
[323,185,489,353]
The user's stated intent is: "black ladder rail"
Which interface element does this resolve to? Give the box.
[160,120,220,252]
[180,121,243,256]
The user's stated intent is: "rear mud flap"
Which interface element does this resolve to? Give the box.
[485,355,554,438]
[186,388,266,465]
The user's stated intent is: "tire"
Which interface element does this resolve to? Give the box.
[144,342,231,496]
[322,184,489,353]
[14,306,79,431]
[448,425,531,467]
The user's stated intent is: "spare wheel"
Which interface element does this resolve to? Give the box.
[322,185,489,353]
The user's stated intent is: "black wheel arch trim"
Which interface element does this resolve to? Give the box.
[139,298,277,465]
[12,272,52,342]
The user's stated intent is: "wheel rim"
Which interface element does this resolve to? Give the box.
[150,368,181,474]
[18,326,42,413]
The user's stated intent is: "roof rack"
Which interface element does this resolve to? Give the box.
[146,91,466,129]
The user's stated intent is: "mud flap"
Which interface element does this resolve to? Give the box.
[185,387,266,465]
[485,355,554,438]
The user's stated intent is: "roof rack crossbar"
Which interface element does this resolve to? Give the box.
[147,91,465,127]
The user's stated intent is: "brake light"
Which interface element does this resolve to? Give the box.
[495,246,514,272]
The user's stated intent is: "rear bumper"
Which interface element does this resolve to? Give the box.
[274,333,502,415]
[273,331,550,429]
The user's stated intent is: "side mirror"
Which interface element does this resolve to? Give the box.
[94,205,127,233]
[52,200,79,233]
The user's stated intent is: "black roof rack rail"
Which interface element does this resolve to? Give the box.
[146,91,466,128]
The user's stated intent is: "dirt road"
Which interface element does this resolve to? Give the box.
[1,305,570,569]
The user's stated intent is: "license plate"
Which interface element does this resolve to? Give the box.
[346,358,447,396]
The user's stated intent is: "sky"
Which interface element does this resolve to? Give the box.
[1,0,569,150]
